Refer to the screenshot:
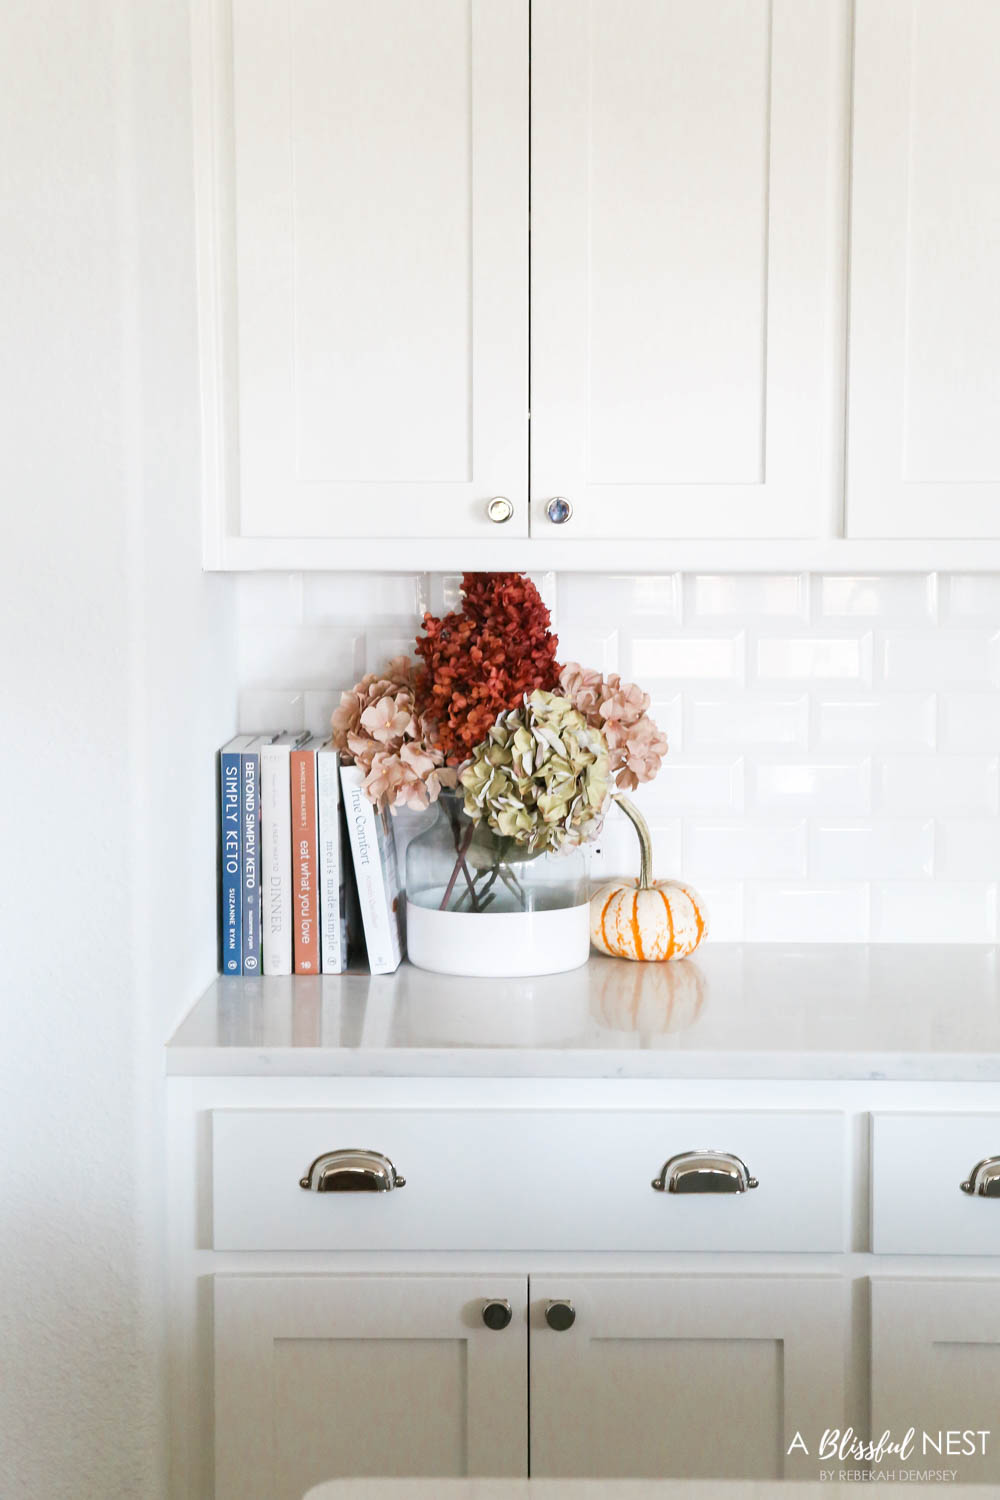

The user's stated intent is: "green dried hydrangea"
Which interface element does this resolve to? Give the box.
[459,690,611,851]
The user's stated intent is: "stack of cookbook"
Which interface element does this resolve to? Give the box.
[218,733,404,976]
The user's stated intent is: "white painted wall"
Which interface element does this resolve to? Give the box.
[0,2,234,1495]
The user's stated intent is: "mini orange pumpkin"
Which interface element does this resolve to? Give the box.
[590,796,707,962]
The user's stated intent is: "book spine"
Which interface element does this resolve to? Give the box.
[291,746,319,973]
[240,749,262,973]
[340,764,403,975]
[260,746,293,975]
[317,750,346,974]
[219,749,242,974]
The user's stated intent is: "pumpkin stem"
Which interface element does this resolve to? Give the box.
[613,793,654,890]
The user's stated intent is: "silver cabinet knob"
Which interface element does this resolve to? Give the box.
[545,496,573,524]
[545,1299,576,1332]
[960,1156,1000,1196]
[482,1299,513,1331]
[299,1148,406,1192]
[651,1150,758,1194]
[487,496,514,524]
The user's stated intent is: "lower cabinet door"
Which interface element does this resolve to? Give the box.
[529,1274,848,1481]
[214,1274,527,1500]
[872,1278,1000,1484]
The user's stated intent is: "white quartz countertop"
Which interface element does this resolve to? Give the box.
[303,1481,997,1499]
[166,944,1000,1081]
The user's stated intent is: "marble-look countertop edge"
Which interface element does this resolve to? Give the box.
[164,1046,1000,1081]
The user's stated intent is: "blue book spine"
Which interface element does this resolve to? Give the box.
[241,748,262,973]
[219,749,242,974]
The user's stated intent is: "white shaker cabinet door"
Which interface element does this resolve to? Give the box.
[200,0,528,544]
[530,0,847,541]
[529,1274,848,1480]
[847,0,1000,537]
[214,1274,528,1500]
[871,1278,1000,1483]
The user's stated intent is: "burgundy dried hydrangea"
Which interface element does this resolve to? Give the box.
[414,573,560,764]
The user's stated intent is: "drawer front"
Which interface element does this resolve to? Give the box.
[212,1108,845,1252]
[872,1112,1000,1255]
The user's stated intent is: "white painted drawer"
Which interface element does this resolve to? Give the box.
[872,1112,1000,1255]
[212,1108,846,1252]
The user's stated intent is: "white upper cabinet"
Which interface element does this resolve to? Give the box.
[530,0,848,541]
[197,0,528,554]
[847,0,1000,537]
[196,0,1000,566]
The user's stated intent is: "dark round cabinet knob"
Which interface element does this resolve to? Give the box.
[545,1299,576,1332]
[482,1298,513,1331]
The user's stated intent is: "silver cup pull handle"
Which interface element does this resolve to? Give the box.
[961,1156,1000,1196]
[299,1148,406,1193]
[652,1150,758,1194]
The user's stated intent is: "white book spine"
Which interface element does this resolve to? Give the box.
[260,745,293,975]
[317,749,345,974]
[340,764,403,975]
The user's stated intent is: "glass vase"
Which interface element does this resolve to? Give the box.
[405,790,590,977]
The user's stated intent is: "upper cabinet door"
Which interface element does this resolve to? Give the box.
[530,0,848,541]
[847,0,1000,538]
[203,0,528,545]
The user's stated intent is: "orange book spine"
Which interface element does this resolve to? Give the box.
[291,745,319,973]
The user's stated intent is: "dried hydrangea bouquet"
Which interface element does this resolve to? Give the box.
[331,572,668,976]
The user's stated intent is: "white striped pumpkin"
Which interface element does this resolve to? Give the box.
[589,793,707,962]
[590,878,707,962]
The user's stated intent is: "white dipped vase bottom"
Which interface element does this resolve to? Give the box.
[406,899,591,978]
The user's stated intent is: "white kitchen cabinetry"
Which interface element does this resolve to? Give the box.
[530,0,846,542]
[195,0,528,556]
[847,0,1000,538]
[529,1274,847,1481]
[214,1273,528,1500]
[871,1278,1000,1484]
[211,1107,846,1252]
[197,0,1000,569]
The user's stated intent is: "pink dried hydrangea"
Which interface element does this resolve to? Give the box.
[558,662,668,791]
[331,657,455,812]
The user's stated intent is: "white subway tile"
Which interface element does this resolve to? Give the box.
[744,883,870,942]
[628,633,745,683]
[237,573,303,627]
[935,820,1000,879]
[683,820,807,879]
[808,820,934,880]
[238,626,365,690]
[642,756,744,816]
[753,634,873,683]
[690,882,744,941]
[303,691,341,737]
[879,629,1000,688]
[813,694,936,751]
[303,573,422,622]
[559,573,680,621]
[650,695,683,753]
[685,574,807,621]
[238,689,304,734]
[750,759,871,815]
[939,692,1000,751]
[686,695,808,750]
[875,755,999,816]
[557,626,619,674]
[366,630,418,672]
[870,882,997,943]
[940,574,1000,621]
[816,574,935,620]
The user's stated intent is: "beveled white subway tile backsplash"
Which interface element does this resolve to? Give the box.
[234,570,1000,941]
